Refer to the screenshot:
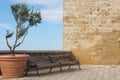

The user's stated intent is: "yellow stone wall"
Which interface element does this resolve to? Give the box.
[63,0,120,64]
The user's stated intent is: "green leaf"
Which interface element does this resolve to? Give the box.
[17,27,28,39]
[6,30,13,38]
[11,4,29,23]
[28,10,42,26]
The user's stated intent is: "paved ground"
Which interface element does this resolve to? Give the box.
[1,65,120,80]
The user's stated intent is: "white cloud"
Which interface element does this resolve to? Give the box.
[11,0,63,9]
[41,10,63,24]
[11,0,63,24]
[0,23,15,31]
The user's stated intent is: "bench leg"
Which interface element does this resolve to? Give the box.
[77,61,81,70]
[78,65,81,70]
[68,65,71,70]
[34,66,39,75]
[35,67,39,75]
[49,67,52,73]
[24,67,29,76]
[60,66,62,72]
[77,62,81,70]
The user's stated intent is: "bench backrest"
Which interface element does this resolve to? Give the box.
[30,56,51,64]
[49,54,74,63]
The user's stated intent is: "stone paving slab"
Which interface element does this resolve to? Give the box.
[1,65,120,80]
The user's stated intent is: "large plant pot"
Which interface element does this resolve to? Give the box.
[0,54,29,78]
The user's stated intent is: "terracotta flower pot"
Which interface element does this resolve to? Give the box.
[0,54,29,78]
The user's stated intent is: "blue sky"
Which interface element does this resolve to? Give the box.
[0,0,63,50]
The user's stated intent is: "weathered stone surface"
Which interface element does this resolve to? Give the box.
[63,0,120,64]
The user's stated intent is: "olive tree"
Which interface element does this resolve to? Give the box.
[6,3,42,55]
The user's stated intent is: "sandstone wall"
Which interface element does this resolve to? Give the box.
[63,0,120,64]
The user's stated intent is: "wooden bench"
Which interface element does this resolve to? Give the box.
[49,54,81,71]
[25,53,81,76]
